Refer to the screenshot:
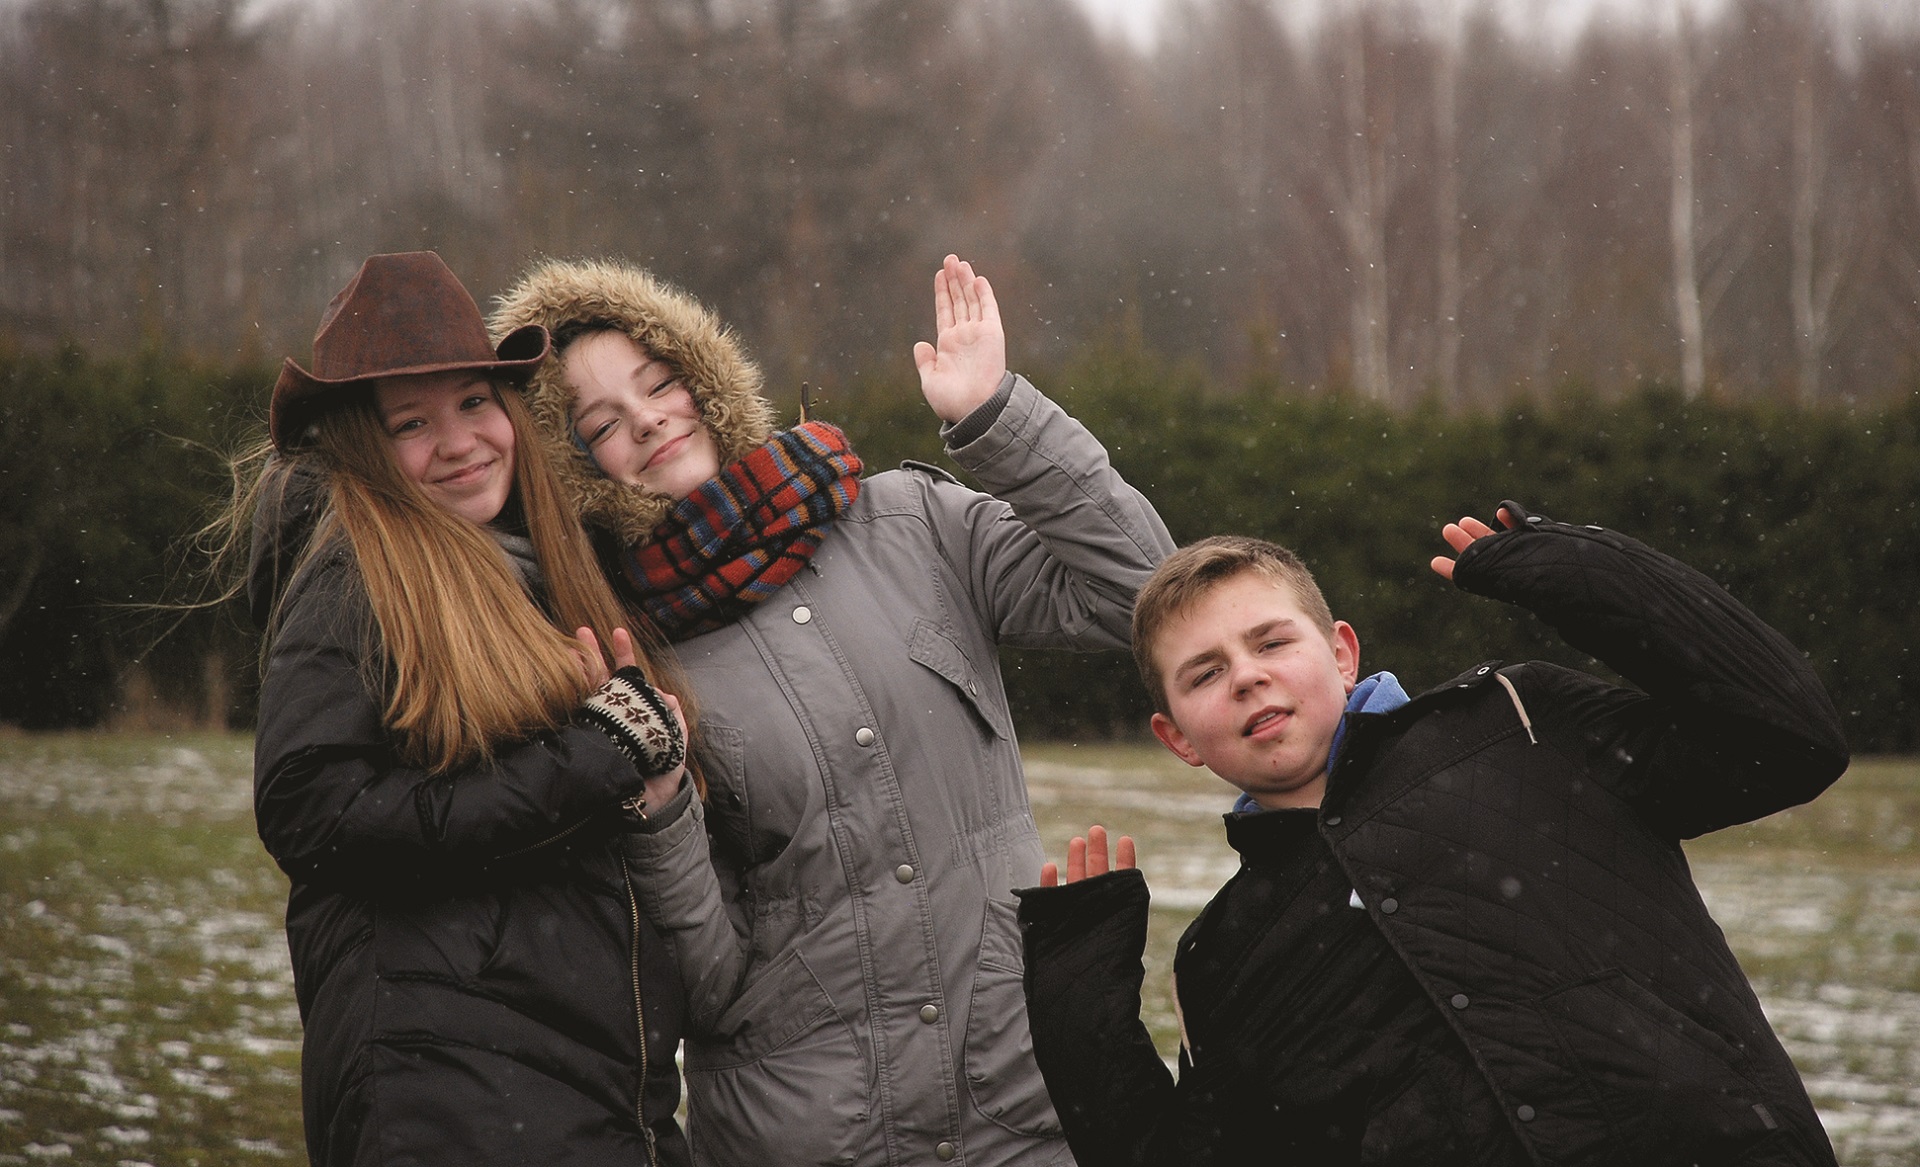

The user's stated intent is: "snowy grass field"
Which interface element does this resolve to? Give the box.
[2,733,1916,1165]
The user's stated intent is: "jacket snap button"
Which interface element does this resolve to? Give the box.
[935,1141,957,1161]
[895,864,916,884]
[1379,898,1399,914]
[1516,1105,1536,1122]
[1450,993,1470,1009]
[792,606,813,624]
[1324,815,1342,826]
[920,1004,940,1023]
[1476,665,1490,675]
[855,727,876,746]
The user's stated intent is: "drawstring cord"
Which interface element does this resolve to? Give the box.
[1494,672,1538,745]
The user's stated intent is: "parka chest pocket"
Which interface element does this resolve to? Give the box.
[908,619,1011,740]
[696,723,798,867]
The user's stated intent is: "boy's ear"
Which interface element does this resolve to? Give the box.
[1151,712,1207,768]
[1332,620,1361,691]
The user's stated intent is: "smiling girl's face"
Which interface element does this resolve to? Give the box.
[562,330,720,500]
[373,372,517,526]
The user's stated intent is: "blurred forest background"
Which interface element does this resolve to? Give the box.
[0,0,1916,750]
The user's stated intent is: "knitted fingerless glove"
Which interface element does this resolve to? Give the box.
[579,667,686,778]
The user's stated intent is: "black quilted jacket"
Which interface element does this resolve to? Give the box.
[249,465,690,1167]
[1019,504,1849,1167]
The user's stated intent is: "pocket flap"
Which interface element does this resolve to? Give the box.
[909,618,1011,739]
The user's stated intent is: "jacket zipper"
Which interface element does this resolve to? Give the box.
[624,866,658,1165]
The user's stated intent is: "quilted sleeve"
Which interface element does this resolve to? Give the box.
[1017,870,1180,1167]
[1450,501,1849,835]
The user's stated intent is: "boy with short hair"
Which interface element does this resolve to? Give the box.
[1017,501,1848,1167]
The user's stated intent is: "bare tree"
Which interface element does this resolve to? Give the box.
[1320,6,1398,403]
[1666,0,1708,398]
[1781,62,1827,401]
[1429,0,1465,407]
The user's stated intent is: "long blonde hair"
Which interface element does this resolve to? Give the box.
[232,383,690,774]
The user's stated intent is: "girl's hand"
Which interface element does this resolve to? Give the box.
[912,254,1008,424]
[573,626,639,688]
[607,627,638,671]
[642,691,691,809]
[574,627,611,689]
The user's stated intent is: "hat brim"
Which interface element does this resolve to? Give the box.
[270,324,550,450]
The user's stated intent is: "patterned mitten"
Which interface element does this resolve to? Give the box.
[579,666,686,778]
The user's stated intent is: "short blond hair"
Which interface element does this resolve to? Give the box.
[1132,536,1336,716]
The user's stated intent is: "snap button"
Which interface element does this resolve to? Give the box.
[792,606,813,624]
[1516,1105,1536,1122]
[920,1004,940,1024]
[935,1141,957,1161]
[1324,814,1342,826]
[1476,665,1491,675]
[1379,898,1399,915]
[1450,993,1470,1009]
[895,864,916,884]
[855,727,876,746]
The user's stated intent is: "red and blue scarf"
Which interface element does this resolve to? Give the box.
[624,421,862,639]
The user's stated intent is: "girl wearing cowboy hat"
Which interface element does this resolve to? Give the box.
[219,252,696,1166]
[489,254,1175,1167]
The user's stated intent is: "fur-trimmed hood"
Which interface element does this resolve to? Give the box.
[488,258,778,545]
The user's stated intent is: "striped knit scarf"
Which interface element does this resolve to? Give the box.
[623,421,862,639]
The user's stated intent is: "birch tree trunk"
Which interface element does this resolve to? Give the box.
[1790,74,1826,403]
[1432,1,1464,408]
[1667,4,1706,399]
[1336,14,1393,404]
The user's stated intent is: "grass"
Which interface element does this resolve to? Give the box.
[1,733,1916,1165]
[0,733,301,1166]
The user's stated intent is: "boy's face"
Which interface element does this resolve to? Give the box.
[1149,570,1360,811]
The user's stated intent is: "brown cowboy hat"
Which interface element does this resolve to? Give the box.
[270,251,550,450]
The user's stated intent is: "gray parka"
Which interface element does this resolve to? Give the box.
[490,261,1175,1167]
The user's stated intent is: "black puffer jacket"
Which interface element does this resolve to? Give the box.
[250,467,689,1167]
[1019,505,1849,1167]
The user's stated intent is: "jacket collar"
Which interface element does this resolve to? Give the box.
[1319,661,1512,821]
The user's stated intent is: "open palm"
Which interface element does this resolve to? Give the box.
[913,254,1008,424]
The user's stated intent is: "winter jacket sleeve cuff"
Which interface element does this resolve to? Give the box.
[939,370,1017,450]
[1016,868,1150,946]
[624,772,694,833]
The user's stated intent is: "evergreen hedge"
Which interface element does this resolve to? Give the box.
[4,346,1914,752]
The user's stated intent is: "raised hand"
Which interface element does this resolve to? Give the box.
[1430,506,1519,580]
[572,626,640,688]
[911,254,1008,424]
[1040,824,1137,888]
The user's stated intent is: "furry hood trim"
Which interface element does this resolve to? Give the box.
[488,258,778,545]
